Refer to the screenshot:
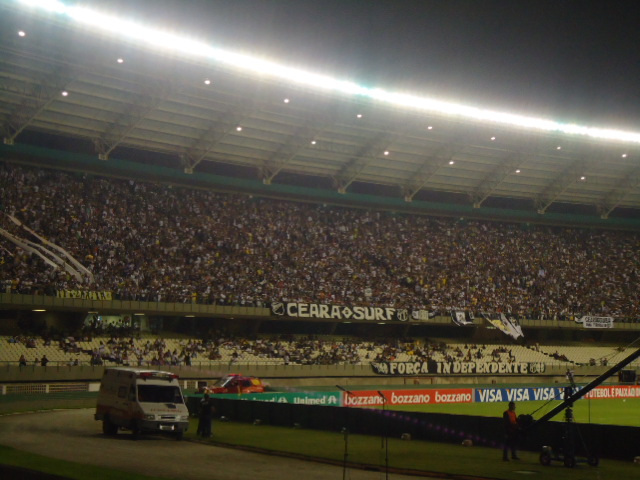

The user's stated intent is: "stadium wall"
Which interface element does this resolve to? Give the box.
[2,293,640,332]
[0,363,613,387]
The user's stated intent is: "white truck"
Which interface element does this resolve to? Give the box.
[95,367,190,440]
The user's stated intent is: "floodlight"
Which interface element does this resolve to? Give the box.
[19,0,66,14]
[14,0,640,144]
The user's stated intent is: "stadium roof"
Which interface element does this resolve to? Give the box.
[1,1,640,221]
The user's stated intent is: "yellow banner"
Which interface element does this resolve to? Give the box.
[56,290,113,300]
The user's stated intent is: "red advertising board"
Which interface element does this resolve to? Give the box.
[582,385,640,399]
[342,388,473,407]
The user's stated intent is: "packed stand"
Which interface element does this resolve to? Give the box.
[1,162,639,321]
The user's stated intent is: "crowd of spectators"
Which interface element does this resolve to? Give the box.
[86,333,373,367]
[1,162,639,321]
[6,330,545,368]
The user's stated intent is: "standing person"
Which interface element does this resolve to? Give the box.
[18,354,27,366]
[503,401,520,461]
[198,393,215,438]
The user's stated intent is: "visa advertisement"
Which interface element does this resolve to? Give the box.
[475,385,640,403]
[475,387,565,403]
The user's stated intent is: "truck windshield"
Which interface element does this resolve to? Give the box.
[137,385,184,404]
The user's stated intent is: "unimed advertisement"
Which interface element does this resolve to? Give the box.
[213,392,341,405]
[342,388,473,407]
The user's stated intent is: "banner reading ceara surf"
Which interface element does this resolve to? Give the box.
[271,302,409,322]
[370,360,546,375]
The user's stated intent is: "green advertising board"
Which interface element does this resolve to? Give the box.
[213,391,342,405]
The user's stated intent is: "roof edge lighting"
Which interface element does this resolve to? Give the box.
[15,0,640,144]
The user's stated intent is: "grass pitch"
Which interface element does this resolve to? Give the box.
[191,419,640,480]
[389,397,640,427]
[1,390,639,480]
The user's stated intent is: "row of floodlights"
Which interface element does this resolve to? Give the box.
[13,0,640,144]
[14,30,633,164]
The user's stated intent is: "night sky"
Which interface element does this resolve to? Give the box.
[45,0,640,127]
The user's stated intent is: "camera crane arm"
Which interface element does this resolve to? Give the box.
[531,346,640,427]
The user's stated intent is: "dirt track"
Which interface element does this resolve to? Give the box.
[0,409,424,480]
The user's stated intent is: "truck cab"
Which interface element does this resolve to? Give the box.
[95,368,189,440]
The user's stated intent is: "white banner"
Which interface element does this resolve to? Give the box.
[271,302,409,322]
[578,316,614,328]
[451,310,474,326]
[411,310,437,322]
[481,312,524,339]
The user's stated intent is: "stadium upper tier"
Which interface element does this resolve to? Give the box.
[3,2,640,219]
[0,162,639,320]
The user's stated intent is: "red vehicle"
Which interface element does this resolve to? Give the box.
[200,374,267,394]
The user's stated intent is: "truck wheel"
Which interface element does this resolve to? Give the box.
[563,455,576,468]
[131,421,142,440]
[587,454,599,467]
[102,417,118,436]
[175,431,184,441]
[539,452,551,466]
